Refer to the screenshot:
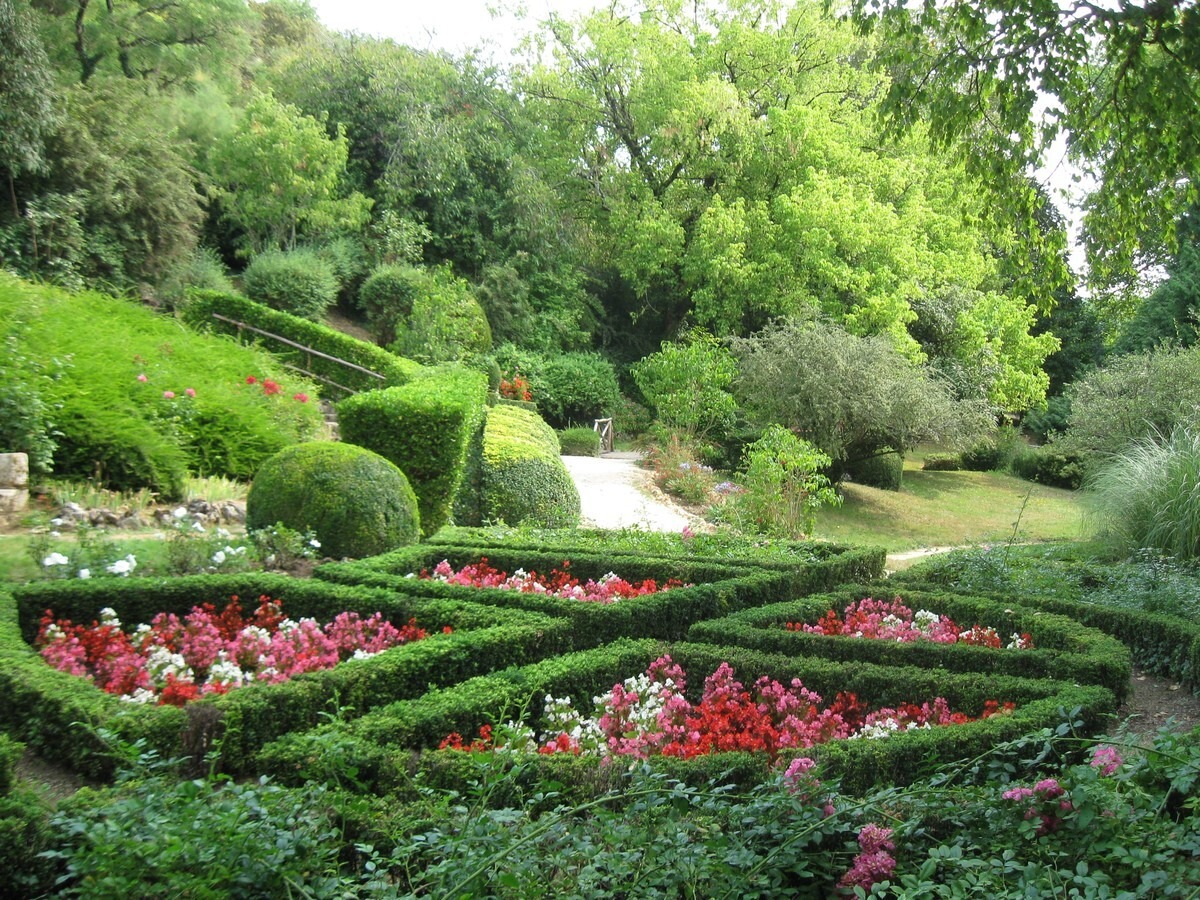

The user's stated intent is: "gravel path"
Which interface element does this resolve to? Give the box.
[561,454,708,532]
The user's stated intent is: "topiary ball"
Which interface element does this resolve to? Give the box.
[246,442,420,559]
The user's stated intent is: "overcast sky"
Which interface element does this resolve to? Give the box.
[306,0,598,56]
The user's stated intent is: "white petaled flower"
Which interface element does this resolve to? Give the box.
[99,608,121,627]
[881,613,905,629]
[120,688,157,704]
[42,623,64,642]
[208,653,245,687]
[144,646,192,685]
[308,538,321,549]
[913,610,940,631]
[211,550,227,565]
[43,552,69,567]
[352,649,377,660]
[856,718,903,740]
[77,568,90,579]
[107,558,132,576]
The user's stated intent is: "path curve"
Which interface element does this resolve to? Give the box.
[561,454,708,532]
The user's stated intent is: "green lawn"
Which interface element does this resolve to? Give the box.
[812,457,1085,552]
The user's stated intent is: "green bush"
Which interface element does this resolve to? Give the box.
[535,353,621,429]
[960,439,1003,471]
[155,247,236,311]
[361,265,492,363]
[338,367,489,535]
[631,333,739,443]
[242,248,339,322]
[246,442,420,559]
[182,290,423,393]
[478,405,581,527]
[922,452,962,471]
[1009,445,1084,489]
[358,264,420,345]
[847,451,904,490]
[1023,394,1071,442]
[558,426,601,457]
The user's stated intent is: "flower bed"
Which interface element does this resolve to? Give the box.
[414,558,689,604]
[440,654,1015,759]
[787,596,1035,650]
[36,596,444,706]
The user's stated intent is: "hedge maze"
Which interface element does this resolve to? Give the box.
[5,527,1182,804]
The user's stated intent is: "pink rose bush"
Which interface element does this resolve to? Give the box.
[37,596,446,706]
[788,596,1035,650]
[413,558,689,604]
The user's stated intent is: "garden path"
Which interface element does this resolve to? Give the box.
[561,453,710,533]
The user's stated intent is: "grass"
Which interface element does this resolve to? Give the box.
[812,456,1084,552]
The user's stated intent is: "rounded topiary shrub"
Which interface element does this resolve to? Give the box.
[481,406,580,527]
[246,442,420,559]
[847,452,904,491]
[558,426,601,457]
[242,248,339,322]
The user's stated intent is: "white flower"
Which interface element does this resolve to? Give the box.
[120,688,157,704]
[77,568,90,579]
[99,608,121,627]
[106,558,133,576]
[211,550,227,565]
[308,538,321,549]
[42,552,69,567]
[351,649,377,660]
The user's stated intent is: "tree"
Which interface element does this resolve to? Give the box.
[519,0,1033,372]
[729,316,993,469]
[205,92,371,255]
[631,332,739,443]
[1114,207,1200,354]
[844,0,1200,297]
[0,0,59,182]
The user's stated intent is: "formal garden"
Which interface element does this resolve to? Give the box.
[4,0,1200,894]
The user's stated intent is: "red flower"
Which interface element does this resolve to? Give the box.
[246,375,257,385]
[262,379,281,396]
[293,393,309,403]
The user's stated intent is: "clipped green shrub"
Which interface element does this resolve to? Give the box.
[242,248,339,322]
[558,426,601,457]
[182,290,423,393]
[246,442,420,559]
[1010,445,1084,489]
[478,405,580,527]
[535,353,621,429]
[960,439,1003,471]
[338,367,488,535]
[922,453,962,471]
[847,451,904,490]
[358,264,419,345]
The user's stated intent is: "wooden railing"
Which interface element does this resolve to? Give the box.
[594,417,614,454]
[211,313,385,397]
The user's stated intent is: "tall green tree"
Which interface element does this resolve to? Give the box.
[844,0,1199,298]
[205,91,371,255]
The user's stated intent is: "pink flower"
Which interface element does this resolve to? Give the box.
[136,373,148,382]
[246,375,257,385]
[163,391,175,399]
[838,824,896,890]
[1090,745,1123,776]
[184,387,196,398]
[293,393,309,403]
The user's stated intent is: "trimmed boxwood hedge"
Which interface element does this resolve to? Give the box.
[477,405,581,528]
[246,441,422,559]
[257,638,1115,796]
[182,290,422,394]
[316,545,773,646]
[338,366,488,536]
[686,586,1132,700]
[892,570,1200,686]
[426,527,888,595]
[5,577,571,776]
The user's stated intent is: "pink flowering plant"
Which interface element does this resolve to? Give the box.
[439,654,1016,759]
[36,596,446,706]
[413,558,689,604]
[789,596,1035,650]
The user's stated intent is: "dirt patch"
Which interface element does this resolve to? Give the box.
[1111,670,1200,740]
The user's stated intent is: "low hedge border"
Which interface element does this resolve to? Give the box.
[315,545,785,646]
[5,577,571,776]
[257,638,1115,796]
[686,586,1132,701]
[892,571,1200,687]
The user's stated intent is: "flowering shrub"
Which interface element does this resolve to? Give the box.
[499,372,532,402]
[787,597,1035,650]
[36,597,445,706]
[414,558,688,604]
[440,655,1015,759]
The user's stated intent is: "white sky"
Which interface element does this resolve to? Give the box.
[306,0,599,56]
